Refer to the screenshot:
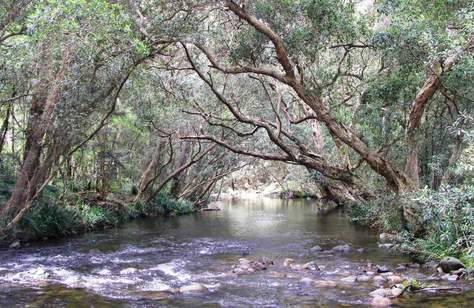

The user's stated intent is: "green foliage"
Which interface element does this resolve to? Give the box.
[348,195,403,232]
[20,203,80,238]
[401,278,427,290]
[11,188,195,241]
[402,185,474,262]
[151,193,195,215]
[349,185,474,265]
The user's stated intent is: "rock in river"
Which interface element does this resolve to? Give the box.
[120,267,138,275]
[356,275,371,282]
[387,275,403,283]
[369,288,392,298]
[9,241,21,249]
[233,257,273,274]
[370,296,391,307]
[340,275,357,283]
[438,257,465,273]
[283,258,295,267]
[332,244,351,253]
[373,275,387,284]
[179,282,208,293]
[310,245,322,252]
[376,265,391,273]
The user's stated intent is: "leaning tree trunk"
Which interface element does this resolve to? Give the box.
[224,1,414,195]
[0,46,68,233]
[404,51,463,186]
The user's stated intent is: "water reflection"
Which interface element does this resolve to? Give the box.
[0,198,472,307]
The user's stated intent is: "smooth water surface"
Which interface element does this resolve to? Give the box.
[0,198,472,307]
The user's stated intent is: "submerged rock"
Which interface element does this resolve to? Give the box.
[387,275,403,283]
[332,244,351,253]
[370,296,391,307]
[438,257,465,274]
[373,275,387,284]
[314,280,337,287]
[376,265,391,273]
[340,275,357,283]
[301,261,320,271]
[310,245,322,252]
[442,274,460,282]
[120,267,138,275]
[179,282,208,293]
[378,243,394,249]
[232,257,273,274]
[356,275,371,282]
[9,241,21,249]
[300,277,313,284]
[369,288,392,298]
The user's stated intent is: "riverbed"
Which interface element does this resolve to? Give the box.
[0,198,472,307]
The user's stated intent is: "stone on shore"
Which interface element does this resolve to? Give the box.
[438,257,465,274]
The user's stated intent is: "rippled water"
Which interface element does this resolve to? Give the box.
[0,198,472,307]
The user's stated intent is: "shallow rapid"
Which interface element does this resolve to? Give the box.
[0,198,473,307]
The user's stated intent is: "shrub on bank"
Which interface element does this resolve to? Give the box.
[10,191,196,241]
[348,185,474,266]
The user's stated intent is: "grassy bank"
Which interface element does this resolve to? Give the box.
[348,185,474,268]
[1,179,195,243]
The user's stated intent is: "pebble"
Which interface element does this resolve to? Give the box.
[378,243,394,249]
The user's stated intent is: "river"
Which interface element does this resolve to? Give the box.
[0,198,472,307]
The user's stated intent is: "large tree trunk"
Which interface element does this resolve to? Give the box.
[0,105,11,154]
[404,52,463,185]
[135,139,167,200]
[0,46,68,231]
[404,63,442,186]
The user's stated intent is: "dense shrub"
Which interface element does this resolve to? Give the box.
[20,203,81,238]
[9,192,196,241]
[349,186,474,265]
[401,186,474,265]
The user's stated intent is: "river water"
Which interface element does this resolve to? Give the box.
[0,198,473,307]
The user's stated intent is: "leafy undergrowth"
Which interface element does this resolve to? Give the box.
[12,191,195,241]
[348,185,474,268]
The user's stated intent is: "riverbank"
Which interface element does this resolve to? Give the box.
[348,186,474,272]
[1,188,195,247]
